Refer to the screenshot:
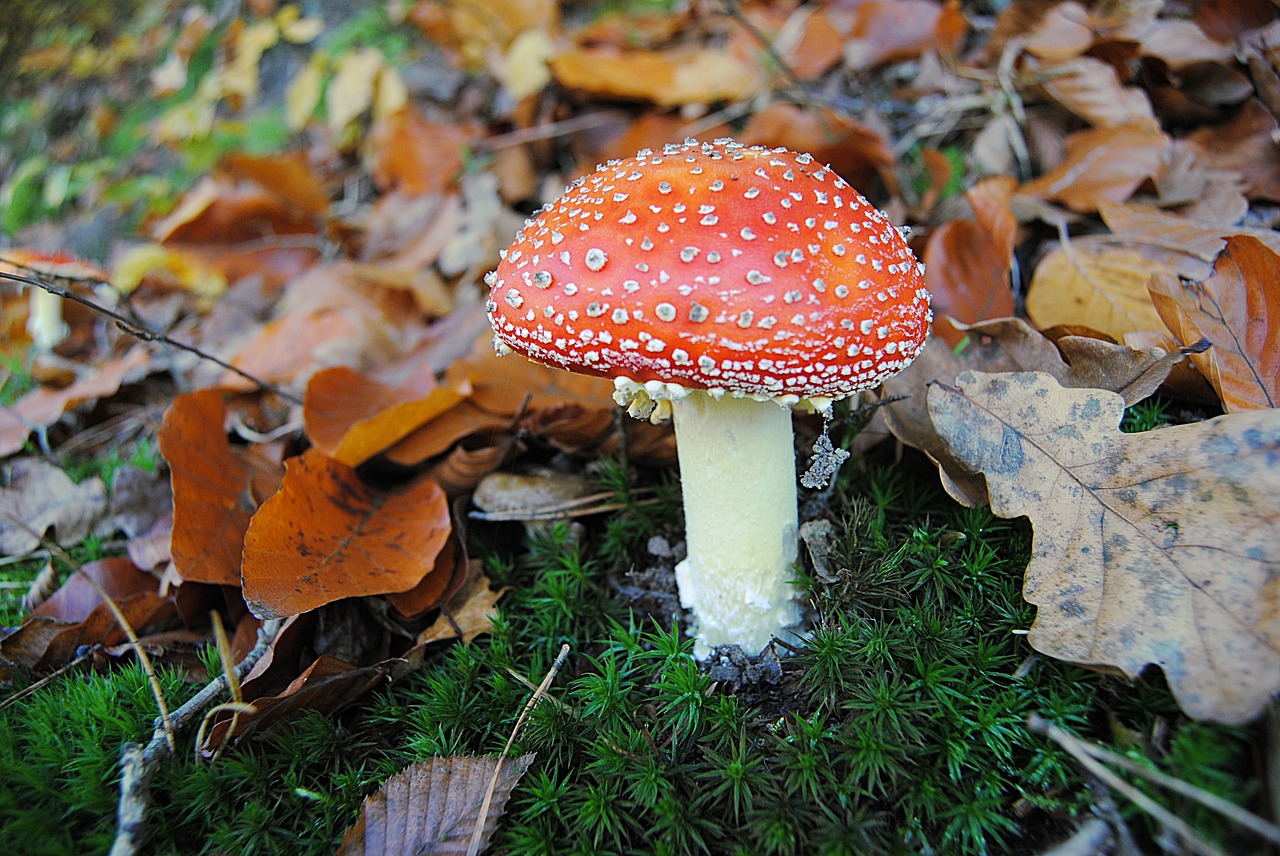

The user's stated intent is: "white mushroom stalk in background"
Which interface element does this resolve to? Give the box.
[486,138,931,656]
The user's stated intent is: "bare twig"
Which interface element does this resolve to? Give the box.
[110,618,283,856]
[466,643,570,856]
[1028,714,1270,856]
[0,269,303,405]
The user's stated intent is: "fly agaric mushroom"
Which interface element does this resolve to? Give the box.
[486,138,930,655]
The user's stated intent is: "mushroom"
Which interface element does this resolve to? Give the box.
[485,138,931,655]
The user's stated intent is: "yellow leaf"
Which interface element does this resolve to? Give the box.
[220,20,279,107]
[1026,239,1168,340]
[276,4,324,43]
[111,244,227,303]
[929,371,1280,724]
[373,65,408,120]
[498,29,555,100]
[327,47,384,134]
[285,55,325,131]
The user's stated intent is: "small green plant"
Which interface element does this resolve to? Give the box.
[1121,395,1171,433]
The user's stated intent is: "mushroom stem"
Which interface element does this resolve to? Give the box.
[27,288,66,351]
[670,390,801,656]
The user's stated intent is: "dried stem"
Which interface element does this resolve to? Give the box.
[0,269,302,405]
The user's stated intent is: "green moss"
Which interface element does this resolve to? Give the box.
[0,458,1262,854]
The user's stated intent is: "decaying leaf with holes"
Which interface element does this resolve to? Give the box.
[928,370,1280,724]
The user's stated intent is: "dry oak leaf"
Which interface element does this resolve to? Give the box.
[928,370,1280,724]
[336,754,535,856]
[1026,238,1169,342]
[1148,235,1280,411]
[160,390,261,587]
[1020,124,1170,212]
[242,450,451,619]
[882,319,1202,506]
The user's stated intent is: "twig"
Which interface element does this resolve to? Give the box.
[466,643,570,856]
[1028,714,1237,856]
[110,618,282,856]
[0,269,303,405]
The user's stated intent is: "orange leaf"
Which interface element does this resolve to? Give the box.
[222,309,362,391]
[160,390,256,586]
[549,46,758,106]
[304,365,441,461]
[1148,236,1280,411]
[1186,99,1280,202]
[739,103,893,192]
[150,175,318,244]
[922,177,1017,342]
[242,451,451,618]
[367,107,472,195]
[1020,124,1170,212]
[220,150,331,218]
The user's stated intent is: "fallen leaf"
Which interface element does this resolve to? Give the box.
[110,243,228,302]
[739,103,894,192]
[927,370,1280,724]
[1020,125,1170,212]
[1148,236,1280,411]
[418,566,506,645]
[106,464,172,540]
[160,390,257,587]
[303,365,440,462]
[0,459,106,554]
[336,754,535,856]
[1185,99,1280,202]
[1098,200,1280,281]
[841,0,967,71]
[202,654,393,755]
[326,47,384,134]
[922,177,1018,343]
[386,527,469,620]
[549,46,758,106]
[367,107,472,195]
[220,150,331,219]
[882,319,1201,505]
[1026,238,1169,341]
[0,346,152,457]
[242,451,452,619]
[1038,56,1159,130]
[1017,1,1096,61]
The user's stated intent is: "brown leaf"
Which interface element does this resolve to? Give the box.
[1185,99,1280,202]
[242,451,451,619]
[336,754,535,856]
[1099,200,1280,281]
[150,175,318,244]
[928,371,1280,724]
[1038,56,1159,130]
[1018,1,1096,61]
[1020,125,1170,212]
[0,346,151,457]
[1026,238,1169,341]
[0,459,106,554]
[202,654,393,755]
[386,527,468,620]
[922,177,1018,343]
[367,107,473,196]
[161,390,256,586]
[1,557,175,671]
[739,103,894,193]
[1148,236,1280,411]
[841,0,967,71]
[220,150,331,218]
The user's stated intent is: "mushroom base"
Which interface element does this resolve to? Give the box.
[670,391,801,657]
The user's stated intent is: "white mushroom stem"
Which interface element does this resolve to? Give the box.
[670,390,801,656]
[27,287,66,351]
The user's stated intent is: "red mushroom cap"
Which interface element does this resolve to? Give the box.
[486,138,931,405]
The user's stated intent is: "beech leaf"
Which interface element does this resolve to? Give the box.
[1148,235,1280,411]
[242,451,451,619]
[1026,238,1169,341]
[335,754,535,856]
[928,370,1280,724]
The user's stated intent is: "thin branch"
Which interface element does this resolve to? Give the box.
[0,269,303,405]
[1028,714,1244,856]
[110,618,283,856]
